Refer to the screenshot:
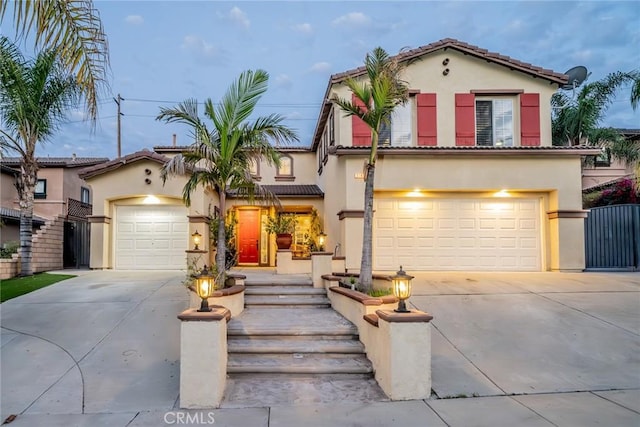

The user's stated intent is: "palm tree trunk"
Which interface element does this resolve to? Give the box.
[216,190,227,277]
[17,160,37,277]
[359,163,375,292]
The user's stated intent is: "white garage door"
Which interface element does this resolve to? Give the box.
[374,198,541,271]
[115,205,188,270]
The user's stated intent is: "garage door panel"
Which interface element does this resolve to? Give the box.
[374,198,541,271]
[115,205,188,270]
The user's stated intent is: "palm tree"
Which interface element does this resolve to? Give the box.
[0,0,109,121]
[552,71,637,147]
[157,69,299,276]
[333,47,409,292]
[0,36,80,276]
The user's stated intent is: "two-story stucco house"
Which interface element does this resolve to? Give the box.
[82,38,600,273]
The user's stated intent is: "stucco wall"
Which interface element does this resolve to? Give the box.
[86,159,208,269]
[330,49,558,149]
[254,151,317,184]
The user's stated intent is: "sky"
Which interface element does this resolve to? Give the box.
[1,1,639,160]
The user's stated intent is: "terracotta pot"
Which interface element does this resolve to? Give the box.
[276,233,293,250]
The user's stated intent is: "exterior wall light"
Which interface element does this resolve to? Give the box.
[195,265,215,312]
[192,230,202,250]
[318,232,327,251]
[392,266,414,313]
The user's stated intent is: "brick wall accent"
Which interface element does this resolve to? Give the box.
[32,215,64,273]
[0,253,20,280]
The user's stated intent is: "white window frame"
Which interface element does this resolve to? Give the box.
[475,98,514,147]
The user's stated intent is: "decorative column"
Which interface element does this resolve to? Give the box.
[177,307,230,409]
[374,310,434,400]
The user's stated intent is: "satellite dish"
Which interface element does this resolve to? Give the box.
[561,66,589,90]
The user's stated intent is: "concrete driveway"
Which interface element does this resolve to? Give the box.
[1,270,639,426]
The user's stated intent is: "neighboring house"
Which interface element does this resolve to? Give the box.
[581,129,640,192]
[83,38,600,272]
[0,156,109,267]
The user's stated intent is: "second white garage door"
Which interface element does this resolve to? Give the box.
[115,205,188,270]
[373,198,541,271]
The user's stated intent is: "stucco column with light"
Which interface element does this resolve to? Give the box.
[177,307,230,409]
[373,310,434,400]
[311,252,333,288]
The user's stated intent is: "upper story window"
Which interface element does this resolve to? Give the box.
[276,154,294,181]
[594,148,611,167]
[81,187,90,204]
[378,102,412,147]
[329,110,335,146]
[476,99,513,147]
[456,92,539,147]
[248,158,260,178]
[35,179,47,199]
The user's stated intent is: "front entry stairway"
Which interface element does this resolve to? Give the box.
[220,274,387,407]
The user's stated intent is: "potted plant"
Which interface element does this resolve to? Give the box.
[265,214,297,249]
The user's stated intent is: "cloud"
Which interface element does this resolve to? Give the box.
[228,6,250,29]
[292,23,313,34]
[275,74,293,89]
[181,35,222,62]
[332,12,371,28]
[309,62,331,73]
[124,15,144,25]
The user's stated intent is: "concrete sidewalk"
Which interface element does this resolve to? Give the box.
[1,269,639,426]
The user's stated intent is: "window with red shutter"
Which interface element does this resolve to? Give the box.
[455,94,476,146]
[351,94,371,146]
[416,93,437,146]
[520,93,541,146]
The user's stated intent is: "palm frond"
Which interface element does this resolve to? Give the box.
[2,0,110,122]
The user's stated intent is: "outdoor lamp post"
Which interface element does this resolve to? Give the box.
[391,266,414,313]
[318,232,327,251]
[192,230,202,250]
[195,265,215,312]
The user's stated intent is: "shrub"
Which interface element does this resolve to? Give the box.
[0,241,19,259]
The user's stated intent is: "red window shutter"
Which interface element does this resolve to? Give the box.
[351,94,371,146]
[417,93,437,146]
[520,93,541,146]
[455,94,475,146]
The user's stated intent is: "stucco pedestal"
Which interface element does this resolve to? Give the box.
[311,252,333,288]
[373,310,434,400]
[177,308,230,409]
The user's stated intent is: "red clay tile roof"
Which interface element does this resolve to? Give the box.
[312,38,570,150]
[330,38,567,85]
[78,149,170,179]
[1,157,109,168]
[153,145,312,153]
[228,184,323,198]
[331,145,602,156]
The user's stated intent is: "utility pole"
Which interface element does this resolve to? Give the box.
[114,94,123,158]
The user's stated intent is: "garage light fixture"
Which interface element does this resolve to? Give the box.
[391,266,414,313]
[192,230,202,250]
[195,265,215,312]
[494,189,510,198]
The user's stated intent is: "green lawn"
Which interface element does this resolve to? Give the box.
[1,273,76,302]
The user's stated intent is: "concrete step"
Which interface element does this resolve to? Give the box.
[221,374,387,408]
[227,307,359,338]
[244,286,325,296]
[227,353,373,375]
[244,295,331,307]
[244,281,312,287]
[228,338,365,354]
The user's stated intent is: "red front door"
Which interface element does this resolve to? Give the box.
[238,209,260,264]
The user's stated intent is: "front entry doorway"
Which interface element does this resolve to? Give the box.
[238,209,260,264]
